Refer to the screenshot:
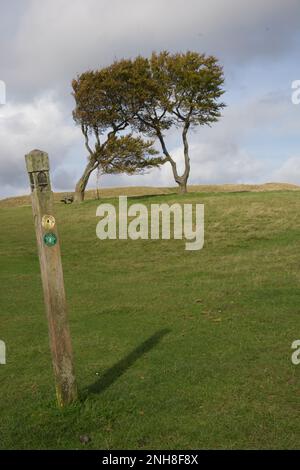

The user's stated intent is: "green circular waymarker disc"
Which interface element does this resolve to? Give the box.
[43,232,57,247]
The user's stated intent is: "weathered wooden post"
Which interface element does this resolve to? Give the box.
[25,149,77,407]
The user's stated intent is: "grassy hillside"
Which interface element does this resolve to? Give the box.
[0,188,300,449]
[1,182,299,209]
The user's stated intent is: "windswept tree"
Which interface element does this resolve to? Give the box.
[72,51,225,200]
[72,60,163,202]
[130,51,225,193]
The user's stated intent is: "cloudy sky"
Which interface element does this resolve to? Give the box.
[0,0,300,198]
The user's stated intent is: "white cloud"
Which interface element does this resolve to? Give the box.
[271,156,300,184]
[2,0,300,99]
[0,94,81,197]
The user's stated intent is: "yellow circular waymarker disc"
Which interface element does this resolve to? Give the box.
[42,215,56,230]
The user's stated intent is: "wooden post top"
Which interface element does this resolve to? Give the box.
[25,149,49,173]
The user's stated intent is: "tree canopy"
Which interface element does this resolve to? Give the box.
[72,51,225,200]
[129,51,225,192]
[72,60,163,202]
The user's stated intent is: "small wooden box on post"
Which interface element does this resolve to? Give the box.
[25,149,77,407]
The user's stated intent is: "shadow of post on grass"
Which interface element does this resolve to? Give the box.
[86,328,170,396]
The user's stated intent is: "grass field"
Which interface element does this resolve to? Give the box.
[1,187,300,449]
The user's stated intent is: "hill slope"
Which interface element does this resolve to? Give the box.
[0,189,300,449]
[1,182,300,208]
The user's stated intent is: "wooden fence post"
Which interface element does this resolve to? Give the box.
[25,149,77,407]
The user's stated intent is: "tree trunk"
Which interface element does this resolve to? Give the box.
[74,158,98,203]
[166,159,189,194]
[156,124,190,195]
[178,179,187,193]
[179,121,190,194]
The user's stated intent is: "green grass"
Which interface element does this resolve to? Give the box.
[0,190,300,449]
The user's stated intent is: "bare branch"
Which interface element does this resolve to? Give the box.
[81,124,94,157]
